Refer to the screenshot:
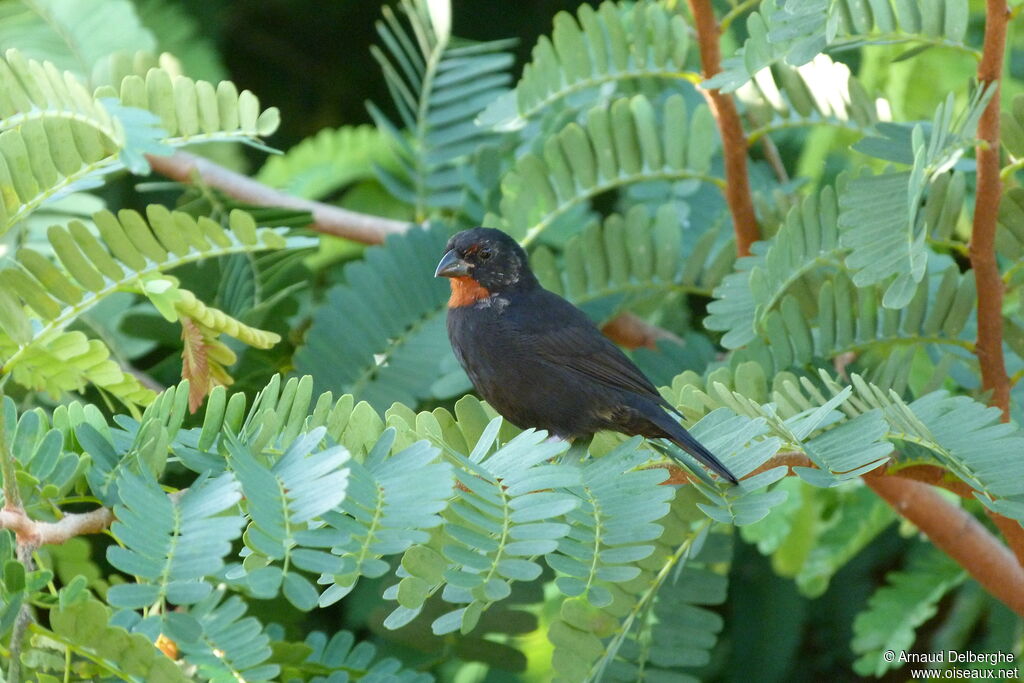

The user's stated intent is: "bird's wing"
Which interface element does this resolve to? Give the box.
[514,291,664,400]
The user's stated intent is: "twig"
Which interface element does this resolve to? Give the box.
[659,452,1024,615]
[970,0,1011,420]
[865,476,1024,617]
[0,507,114,546]
[601,312,683,350]
[685,0,759,256]
[145,152,411,245]
[970,0,1023,568]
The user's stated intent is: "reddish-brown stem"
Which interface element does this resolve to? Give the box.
[969,0,1024,568]
[659,456,1024,614]
[685,0,759,257]
[970,0,1011,420]
[601,312,683,350]
[987,510,1024,568]
[866,476,1024,617]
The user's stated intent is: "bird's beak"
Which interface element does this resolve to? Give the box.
[435,249,471,278]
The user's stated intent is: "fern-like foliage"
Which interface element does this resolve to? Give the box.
[368,0,514,218]
[320,429,453,607]
[547,440,673,608]
[256,124,393,200]
[386,424,577,635]
[480,0,696,131]
[603,525,732,682]
[530,205,736,322]
[279,630,433,682]
[851,544,965,676]
[294,226,453,412]
[672,365,1024,517]
[0,48,279,235]
[708,0,973,93]
[997,187,1024,291]
[708,141,976,374]
[173,590,279,682]
[497,93,719,246]
[24,365,1024,681]
[736,264,976,378]
[791,486,895,596]
[1,396,82,512]
[0,207,288,406]
[105,470,243,609]
[0,0,155,78]
[47,596,189,682]
[226,428,350,610]
[550,492,728,683]
[840,88,987,308]
[706,184,844,348]
[740,55,883,143]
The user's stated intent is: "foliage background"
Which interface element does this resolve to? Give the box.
[0,0,1022,682]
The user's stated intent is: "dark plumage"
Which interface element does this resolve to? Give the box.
[435,227,738,485]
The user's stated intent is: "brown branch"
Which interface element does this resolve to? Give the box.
[660,452,1024,614]
[988,510,1024,568]
[969,0,1024,568]
[0,507,114,546]
[658,451,812,485]
[145,151,411,245]
[685,0,759,257]
[866,476,1024,617]
[601,312,683,350]
[970,0,1011,420]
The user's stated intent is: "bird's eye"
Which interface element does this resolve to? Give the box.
[479,249,492,260]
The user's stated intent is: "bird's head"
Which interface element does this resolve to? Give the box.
[435,228,536,306]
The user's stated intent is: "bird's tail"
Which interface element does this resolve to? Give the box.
[649,407,739,485]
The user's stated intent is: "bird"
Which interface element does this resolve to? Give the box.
[434,227,738,485]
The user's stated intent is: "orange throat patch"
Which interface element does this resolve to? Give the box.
[448,277,491,307]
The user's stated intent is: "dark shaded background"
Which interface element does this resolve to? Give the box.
[181,0,594,151]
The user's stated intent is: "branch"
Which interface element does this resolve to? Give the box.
[0,507,114,546]
[865,475,1024,617]
[659,453,1024,615]
[970,0,1011,420]
[601,312,683,350]
[685,0,759,257]
[970,0,1024,568]
[145,151,411,245]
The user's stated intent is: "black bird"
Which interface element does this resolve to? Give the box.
[435,227,738,484]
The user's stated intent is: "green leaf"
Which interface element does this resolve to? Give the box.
[106,470,243,609]
[294,226,454,412]
[852,544,965,676]
[368,0,514,217]
[497,93,720,246]
[481,1,698,130]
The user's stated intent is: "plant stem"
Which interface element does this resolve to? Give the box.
[970,0,1011,421]
[685,0,759,257]
[865,475,1024,617]
[969,0,1024,570]
[145,152,411,245]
